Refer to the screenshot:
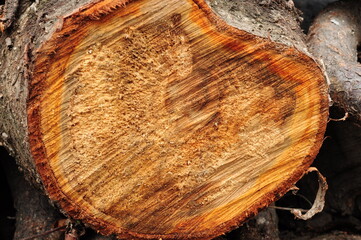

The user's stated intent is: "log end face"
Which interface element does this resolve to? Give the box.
[28,0,329,239]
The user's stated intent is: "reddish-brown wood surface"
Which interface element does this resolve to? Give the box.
[0,0,328,239]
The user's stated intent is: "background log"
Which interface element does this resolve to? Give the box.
[0,148,63,240]
[308,0,361,123]
[293,0,337,31]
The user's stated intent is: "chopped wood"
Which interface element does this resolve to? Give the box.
[0,0,328,239]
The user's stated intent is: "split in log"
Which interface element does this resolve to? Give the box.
[0,0,328,239]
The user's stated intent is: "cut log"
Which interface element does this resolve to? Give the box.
[308,0,361,122]
[0,0,328,239]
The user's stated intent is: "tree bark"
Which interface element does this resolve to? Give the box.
[308,0,361,123]
[0,0,328,239]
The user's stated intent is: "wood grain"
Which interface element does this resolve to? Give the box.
[27,0,328,239]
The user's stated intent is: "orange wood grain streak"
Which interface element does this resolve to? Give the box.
[27,0,136,236]
[27,0,328,239]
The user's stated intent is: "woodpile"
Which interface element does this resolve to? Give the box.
[0,0,360,239]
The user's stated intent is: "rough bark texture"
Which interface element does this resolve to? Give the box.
[0,0,328,239]
[0,0,91,188]
[308,0,361,123]
[205,0,307,52]
[0,0,19,31]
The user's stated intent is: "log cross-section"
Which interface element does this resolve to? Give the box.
[20,0,329,239]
